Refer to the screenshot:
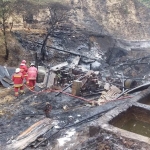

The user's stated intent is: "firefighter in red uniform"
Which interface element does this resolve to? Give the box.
[12,68,24,97]
[27,63,38,90]
[20,60,28,84]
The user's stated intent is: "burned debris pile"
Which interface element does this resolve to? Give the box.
[2,24,150,150]
[3,48,150,150]
[37,48,150,106]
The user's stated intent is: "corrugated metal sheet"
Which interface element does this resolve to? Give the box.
[0,66,15,88]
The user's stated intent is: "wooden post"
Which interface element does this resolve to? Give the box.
[72,80,82,96]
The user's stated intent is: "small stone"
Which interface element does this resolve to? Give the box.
[25,117,30,120]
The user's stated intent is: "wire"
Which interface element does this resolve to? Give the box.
[24,84,132,105]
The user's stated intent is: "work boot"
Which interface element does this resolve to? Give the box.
[26,81,29,85]
[15,92,19,97]
[15,94,19,98]
[20,91,25,95]
[30,87,33,90]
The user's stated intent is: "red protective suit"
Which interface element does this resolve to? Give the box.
[27,66,38,90]
[20,64,28,83]
[12,72,24,97]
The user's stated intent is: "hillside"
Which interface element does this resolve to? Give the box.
[69,0,150,40]
[1,0,150,64]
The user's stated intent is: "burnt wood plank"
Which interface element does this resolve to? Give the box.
[7,118,53,150]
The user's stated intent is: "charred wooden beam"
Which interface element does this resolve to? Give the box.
[69,56,80,69]
[7,118,53,150]
[118,62,149,67]
[82,91,103,97]
[26,40,97,61]
[124,82,150,94]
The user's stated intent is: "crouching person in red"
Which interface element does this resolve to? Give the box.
[12,68,24,97]
[27,63,38,90]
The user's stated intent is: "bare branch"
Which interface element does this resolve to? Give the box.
[40,2,71,61]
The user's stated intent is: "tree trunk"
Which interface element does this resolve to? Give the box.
[9,22,13,32]
[41,33,49,61]
[4,35,9,60]
[2,14,9,60]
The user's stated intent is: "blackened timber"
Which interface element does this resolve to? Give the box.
[82,91,103,97]
[119,62,149,66]
[46,68,51,89]
[27,40,97,61]
[45,44,97,61]
[34,97,131,148]
[55,75,86,97]
[121,72,125,92]
[7,118,53,150]
[124,82,150,94]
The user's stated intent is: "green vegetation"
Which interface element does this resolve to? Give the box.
[138,0,150,7]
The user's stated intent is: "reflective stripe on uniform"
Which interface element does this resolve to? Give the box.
[14,84,23,87]
[14,75,22,77]
[29,71,36,72]
[28,78,36,80]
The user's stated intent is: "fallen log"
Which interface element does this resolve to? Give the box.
[7,118,53,150]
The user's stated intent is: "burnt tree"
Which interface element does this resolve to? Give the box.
[13,0,40,27]
[0,0,11,60]
[41,2,70,61]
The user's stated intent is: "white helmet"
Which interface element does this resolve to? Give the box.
[15,68,20,73]
[22,60,26,64]
[30,63,35,66]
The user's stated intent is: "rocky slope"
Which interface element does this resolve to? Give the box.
[69,0,150,40]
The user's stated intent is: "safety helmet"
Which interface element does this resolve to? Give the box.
[22,60,26,64]
[15,68,20,73]
[30,63,35,66]
[46,102,50,105]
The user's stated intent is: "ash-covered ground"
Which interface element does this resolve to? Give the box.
[0,88,150,150]
[1,24,150,149]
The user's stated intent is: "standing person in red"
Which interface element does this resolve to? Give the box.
[12,68,24,97]
[27,63,38,90]
[20,60,28,84]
